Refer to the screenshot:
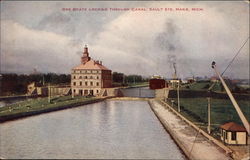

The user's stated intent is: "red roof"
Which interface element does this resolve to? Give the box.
[72,59,110,70]
[220,122,247,132]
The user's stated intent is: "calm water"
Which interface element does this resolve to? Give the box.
[121,87,155,98]
[0,100,184,159]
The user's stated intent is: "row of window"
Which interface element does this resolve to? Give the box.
[73,81,99,86]
[73,89,99,95]
[72,75,99,80]
[73,70,101,74]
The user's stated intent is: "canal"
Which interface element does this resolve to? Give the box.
[0,100,184,159]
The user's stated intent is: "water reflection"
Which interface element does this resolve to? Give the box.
[121,87,155,98]
[0,100,184,159]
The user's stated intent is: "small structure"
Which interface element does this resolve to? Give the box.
[220,122,248,145]
[27,82,47,96]
[27,82,70,96]
[210,76,219,83]
[149,75,167,89]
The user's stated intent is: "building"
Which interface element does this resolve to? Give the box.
[210,76,219,83]
[220,122,248,145]
[71,45,112,96]
[27,82,70,96]
[149,75,167,89]
[27,82,47,96]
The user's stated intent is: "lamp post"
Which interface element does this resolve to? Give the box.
[171,99,174,108]
[177,80,180,112]
[207,97,211,134]
[212,61,250,135]
[48,83,51,103]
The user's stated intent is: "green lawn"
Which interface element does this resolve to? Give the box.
[0,96,98,117]
[182,81,226,92]
[127,82,149,87]
[167,97,249,137]
[186,82,211,90]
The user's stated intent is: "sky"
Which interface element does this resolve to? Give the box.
[0,1,249,79]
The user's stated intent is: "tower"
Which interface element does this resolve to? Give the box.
[81,45,91,64]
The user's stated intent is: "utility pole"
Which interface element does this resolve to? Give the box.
[71,88,74,98]
[48,83,51,103]
[42,75,45,86]
[177,81,180,112]
[207,97,211,134]
[212,61,250,135]
[171,99,174,107]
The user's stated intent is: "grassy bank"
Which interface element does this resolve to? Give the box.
[167,98,249,138]
[0,96,105,122]
[127,82,149,87]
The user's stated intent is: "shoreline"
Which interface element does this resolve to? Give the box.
[0,96,114,123]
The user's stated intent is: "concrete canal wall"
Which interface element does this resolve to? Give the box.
[148,99,233,160]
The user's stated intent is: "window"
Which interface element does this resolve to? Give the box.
[231,132,236,141]
[225,131,227,139]
[96,82,99,86]
[73,82,76,86]
[79,76,82,79]
[85,76,88,79]
[90,76,93,79]
[84,90,88,95]
[85,82,88,86]
[73,89,76,93]
[97,76,99,79]
[96,90,99,93]
[73,76,76,79]
[90,82,93,86]
[80,82,82,86]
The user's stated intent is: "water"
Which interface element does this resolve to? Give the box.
[121,87,155,98]
[0,100,184,159]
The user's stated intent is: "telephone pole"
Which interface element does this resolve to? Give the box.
[177,81,180,112]
[48,83,51,103]
[207,97,211,134]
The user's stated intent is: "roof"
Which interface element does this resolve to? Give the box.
[220,122,247,132]
[72,59,110,70]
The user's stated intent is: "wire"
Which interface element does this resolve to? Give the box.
[221,37,249,76]
[188,128,200,158]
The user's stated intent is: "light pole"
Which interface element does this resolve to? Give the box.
[48,83,51,103]
[207,97,211,134]
[171,99,174,107]
[212,61,250,135]
[177,80,180,112]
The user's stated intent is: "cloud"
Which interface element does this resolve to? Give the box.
[1,20,82,74]
[1,1,249,79]
[87,2,249,78]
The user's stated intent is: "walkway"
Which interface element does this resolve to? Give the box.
[149,99,232,160]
